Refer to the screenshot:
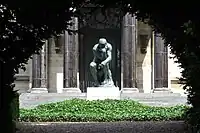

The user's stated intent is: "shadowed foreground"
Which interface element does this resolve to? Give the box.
[17,121,191,133]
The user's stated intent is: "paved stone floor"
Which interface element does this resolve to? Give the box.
[17,121,191,133]
[20,93,189,109]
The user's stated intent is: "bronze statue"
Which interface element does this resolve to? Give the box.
[90,38,114,87]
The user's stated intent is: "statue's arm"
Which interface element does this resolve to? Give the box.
[92,45,97,62]
[102,44,112,65]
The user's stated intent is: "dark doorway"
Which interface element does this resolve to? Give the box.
[79,28,121,92]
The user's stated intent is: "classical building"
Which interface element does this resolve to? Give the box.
[13,13,183,93]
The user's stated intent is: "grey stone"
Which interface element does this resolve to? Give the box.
[16,121,191,133]
[120,88,139,93]
[31,88,48,93]
[19,93,188,109]
[153,88,173,93]
[62,88,82,93]
[87,87,120,100]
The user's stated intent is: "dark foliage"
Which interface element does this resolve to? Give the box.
[1,0,200,132]
[0,2,84,132]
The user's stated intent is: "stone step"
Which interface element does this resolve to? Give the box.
[20,91,184,97]
[19,92,188,109]
[121,93,182,97]
[19,92,185,102]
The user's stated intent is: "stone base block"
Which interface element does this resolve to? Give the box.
[87,87,120,100]
[170,88,187,96]
[31,88,48,93]
[152,88,173,93]
[63,88,82,94]
[120,88,139,94]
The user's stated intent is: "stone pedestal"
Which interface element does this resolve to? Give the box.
[87,87,120,100]
[31,88,48,93]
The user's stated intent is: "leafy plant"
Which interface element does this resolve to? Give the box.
[20,99,189,122]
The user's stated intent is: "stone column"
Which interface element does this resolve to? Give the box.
[63,17,81,93]
[28,58,32,92]
[64,31,70,87]
[45,40,49,88]
[121,14,139,93]
[31,42,48,93]
[40,43,47,88]
[79,34,86,92]
[47,36,64,93]
[73,17,79,88]
[32,54,41,88]
[153,33,170,92]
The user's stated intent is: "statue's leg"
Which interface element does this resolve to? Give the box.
[106,65,112,80]
[90,62,98,84]
[108,69,112,80]
[107,65,114,86]
[102,65,108,84]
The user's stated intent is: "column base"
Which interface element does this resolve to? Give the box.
[31,88,48,93]
[63,88,82,94]
[120,88,139,94]
[152,88,173,93]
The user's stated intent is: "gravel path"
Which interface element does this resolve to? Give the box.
[16,121,191,133]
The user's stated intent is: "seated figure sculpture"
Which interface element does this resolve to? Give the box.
[90,38,114,87]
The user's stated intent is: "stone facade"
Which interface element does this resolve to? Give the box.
[13,15,183,93]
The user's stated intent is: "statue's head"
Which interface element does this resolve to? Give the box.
[98,38,107,48]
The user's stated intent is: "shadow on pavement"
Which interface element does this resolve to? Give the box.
[17,121,192,133]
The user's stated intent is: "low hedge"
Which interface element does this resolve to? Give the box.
[19,99,189,122]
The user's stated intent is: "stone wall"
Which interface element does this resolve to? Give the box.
[168,48,183,90]
[136,22,152,93]
[47,37,64,92]
[14,59,32,93]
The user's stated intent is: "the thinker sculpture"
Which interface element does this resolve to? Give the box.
[90,38,114,87]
